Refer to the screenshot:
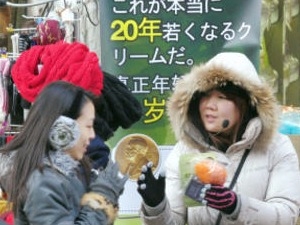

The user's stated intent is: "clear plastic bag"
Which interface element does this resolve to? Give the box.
[179,151,228,207]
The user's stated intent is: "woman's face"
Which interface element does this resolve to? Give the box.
[199,90,241,134]
[67,100,95,160]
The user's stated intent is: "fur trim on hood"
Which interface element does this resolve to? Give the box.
[167,52,280,150]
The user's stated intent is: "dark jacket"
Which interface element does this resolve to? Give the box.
[15,153,108,225]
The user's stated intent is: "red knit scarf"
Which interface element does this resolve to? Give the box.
[11,41,103,102]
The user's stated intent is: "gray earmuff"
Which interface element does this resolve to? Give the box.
[49,115,80,151]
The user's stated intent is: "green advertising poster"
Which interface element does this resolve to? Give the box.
[99,0,261,220]
[100,0,261,147]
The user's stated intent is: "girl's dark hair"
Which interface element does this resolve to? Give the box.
[188,82,258,151]
[217,83,258,141]
[1,81,94,214]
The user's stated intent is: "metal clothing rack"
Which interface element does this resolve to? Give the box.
[6,26,37,33]
[0,0,59,8]
[4,124,23,135]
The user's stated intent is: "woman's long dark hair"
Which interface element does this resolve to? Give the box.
[0,81,94,214]
[188,82,258,152]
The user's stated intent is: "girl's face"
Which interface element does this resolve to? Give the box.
[199,90,241,134]
[67,100,95,160]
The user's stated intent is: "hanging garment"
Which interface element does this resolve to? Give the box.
[0,58,10,130]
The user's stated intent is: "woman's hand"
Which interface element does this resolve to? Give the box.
[90,160,128,205]
[202,185,237,214]
[137,162,165,207]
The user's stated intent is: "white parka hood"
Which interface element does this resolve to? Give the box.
[167,52,280,151]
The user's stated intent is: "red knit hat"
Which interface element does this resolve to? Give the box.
[11,41,103,102]
[36,20,64,45]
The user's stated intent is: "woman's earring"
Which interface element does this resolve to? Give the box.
[49,115,80,151]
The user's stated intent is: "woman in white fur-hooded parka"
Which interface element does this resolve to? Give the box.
[137,52,300,225]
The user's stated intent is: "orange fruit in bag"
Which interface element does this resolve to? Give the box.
[194,159,227,185]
